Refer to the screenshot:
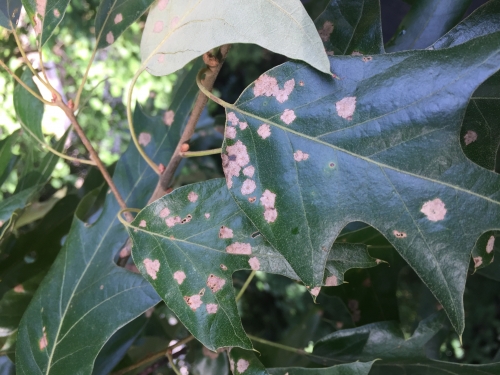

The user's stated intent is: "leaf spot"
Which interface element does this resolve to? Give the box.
[114,13,123,24]
[206,303,218,314]
[281,109,296,125]
[318,21,334,41]
[158,0,169,10]
[243,166,255,178]
[159,207,170,218]
[106,31,114,45]
[139,220,147,228]
[207,274,226,292]
[239,122,248,130]
[188,191,199,202]
[220,264,228,271]
[336,97,356,120]
[138,132,151,146]
[143,259,160,279]
[184,294,202,311]
[421,198,447,222]
[36,0,46,16]
[39,330,48,350]
[464,130,477,145]
[163,110,175,126]
[487,236,495,254]
[53,8,60,17]
[261,190,278,223]
[226,126,237,139]
[362,56,373,62]
[253,74,295,103]
[325,275,338,286]
[393,230,407,238]
[14,284,24,293]
[248,197,256,203]
[226,242,252,255]
[223,140,250,188]
[219,226,234,239]
[257,124,271,139]
[205,213,210,219]
[237,359,249,373]
[310,287,321,297]
[153,20,164,33]
[241,179,256,195]
[173,271,186,285]
[248,257,260,271]
[293,150,309,162]
[227,112,239,126]
[166,216,181,227]
[474,256,483,268]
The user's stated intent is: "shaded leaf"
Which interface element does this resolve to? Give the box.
[95,0,154,49]
[140,0,330,77]
[386,0,471,52]
[0,356,14,375]
[0,133,18,186]
[0,0,21,29]
[15,61,202,375]
[21,0,70,45]
[229,348,374,375]
[186,342,230,375]
[313,313,500,374]
[314,0,384,56]
[221,32,500,336]
[0,186,40,225]
[14,69,44,142]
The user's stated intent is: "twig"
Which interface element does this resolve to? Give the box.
[149,45,231,203]
[236,270,257,302]
[57,100,128,210]
[247,334,307,355]
[182,148,222,158]
[111,335,194,375]
[166,350,182,375]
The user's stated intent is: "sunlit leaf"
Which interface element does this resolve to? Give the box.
[313,313,500,374]
[385,0,471,52]
[314,0,384,56]
[220,31,500,336]
[14,69,44,143]
[95,0,154,49]
[21,0,70,45]
[140,0,330,77]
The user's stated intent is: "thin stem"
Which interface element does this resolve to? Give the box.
[19,121,96,165]
[38,48,49,83]
[0,60,54,105]
[247,334,307,355]
[126,66,159,174]
[148,45,231,203]
[111,335,194,375]
[236,270,256,302]
[74,47,99,110]
[76,77,111,115]
[57,100,128,209]
[166,351,182,375]
[182,148,222,158]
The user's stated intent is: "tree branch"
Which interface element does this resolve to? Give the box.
[148,45,231,203]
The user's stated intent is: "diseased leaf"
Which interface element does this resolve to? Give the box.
[0,186,40,225]
[220,32,500,336]
[314,0,384,56]
[14,69,44,143]
[385,0,471,52]
[0,133,18,184]
[21,0,70,45]
[0,0,21,29]
[140,0,330,77]
[16,61,202,375]
[313,313,500,374]
[95,0,154,49]
[470,231,497,270]
[229,348,374,375]
[129,178,381,350]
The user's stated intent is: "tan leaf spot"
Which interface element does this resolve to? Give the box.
[205,213,210,219]
[53,8,60,17]
[36,0,46,15]
[281,109,296,125]
[139,220,147,228]
[184,294,202,311]
[207,274,226,292]
[106,31,114,44]
[237,359,249,373]
[226,242,252,255]
[227,112,239,126]
[253,74,278,97]
[159,207,170,218]
[39,331,48,350]
[219,226,234,239]
[157,54,165,63]
[241,179,256,195]
[421,198,447,222]
[173,271,186,285]
[318,21,334,41]
[143,259,160,279]
[14,284,24,293]
[310,287,321,296]
[293,150,309,162]
[220,264,228,271]
[243,166,255,178]
[474,256,483,268]
[393,230,407,238]
[239,122,248,130]
[261,190,278,223]
[257,124,271,139]
[487,235,495,254]
[188,191,199,202]
[248,257,260,271]
[163,110,175,126]
[336,96,356,120]
[325,275,338,286]
[226,126,237,139]
[114,13,123,24]
[206,303,218,314]
[464,130,478,145]
[138,132,151,146]
[170,16,180,29]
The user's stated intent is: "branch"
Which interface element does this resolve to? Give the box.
[148,45,231,203]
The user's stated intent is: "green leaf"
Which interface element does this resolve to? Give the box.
[313,313,500,374]
[385,0,471,52]
[314,0,384,56]
[15,61,202,375]
[21,0,70,45]
[229,348,374,375]
[0,186,40,224]
[0,0,21,29]
[14,69,44,143]
[0,356,15,375]
[221,32,500,336]
[95,0,155,49]
[0,133,19,187]
[140,0,330,76]
[0,273,45,337]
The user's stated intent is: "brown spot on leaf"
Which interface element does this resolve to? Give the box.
[281,109,296,125]
[106,31,114,44]
[173,271,186,285]
[227,112,239,126]
[223,140,250,189]
[239,122,248,130]
[139,220,147,228]
[53,8,60,17]
[226,242,252,255]
[257,124,271,139]
[159,207,170,218]
[39,330,48,350]
[163,110,175,126]
[294,150,309,162]
[243,166,255,178]
[261,190,278,223]
[14,284,24,293]
[138,132,151,146]
[188,191,199,202]
[237,359,250,373]
[241,179,256,195]
[393,230,407,238]
[253,75,295,103]
[184,294,202,311]
[336,97,356,120]
[474,256,483,268]
[219,226,234,239]
[310,287,321,297]
[248,197,256,203]
[207,274,226,292]
[206,303,218,314]
[318,21,334,41]
[421,198,447,222]
[226,126,237,139]
[325,275,338,286]
[487,236,495,254]
[464,130,478,145]
[248,257,260,271]
[166,216,182,227]
[205,213,210,219]
[114,13,123,24]
[362,56,373,62]
[220,264,228,271]
[143,259,160,279]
